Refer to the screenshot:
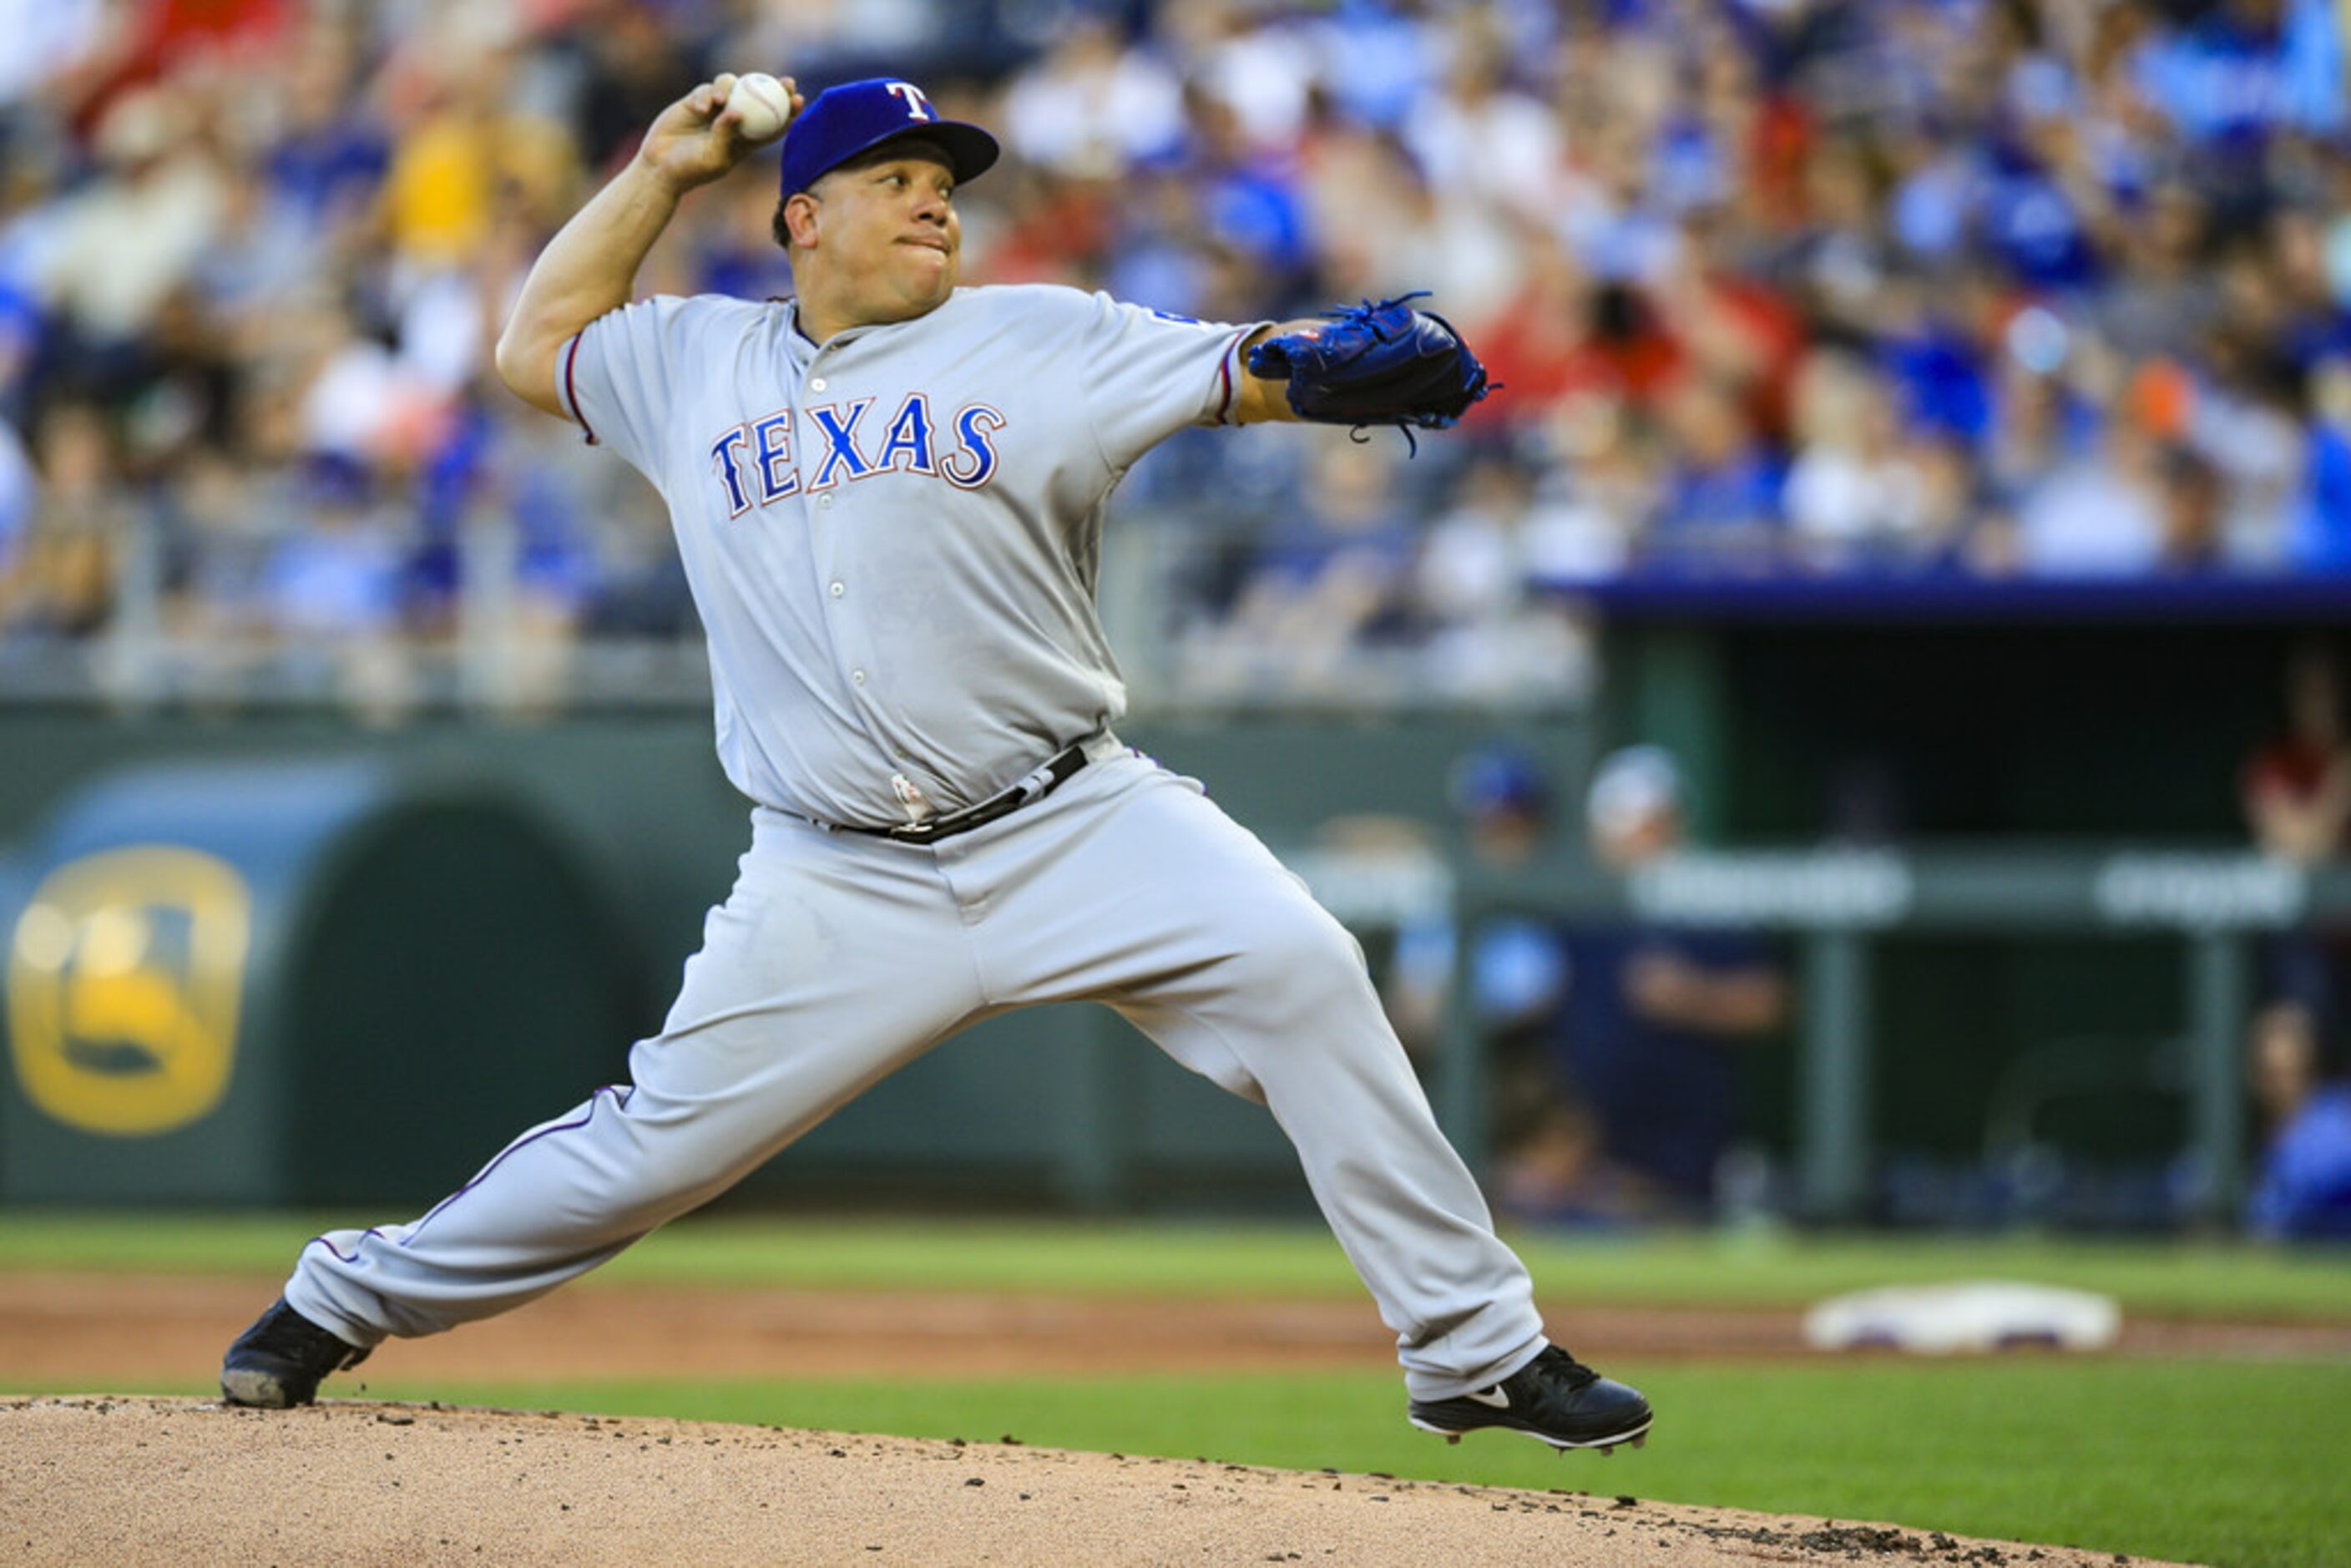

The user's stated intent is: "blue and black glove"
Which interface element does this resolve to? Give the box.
[1246,291,1493,449]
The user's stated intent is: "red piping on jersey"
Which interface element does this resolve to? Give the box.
[562,331,596,445]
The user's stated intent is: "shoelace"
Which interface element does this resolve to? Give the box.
[1519,1346,1600,1394]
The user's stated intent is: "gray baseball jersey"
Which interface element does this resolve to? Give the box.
[555,284,1254,827]
[283,280,1549,1403]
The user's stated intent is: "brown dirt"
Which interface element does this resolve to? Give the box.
[7,1274,2310,1565]
[3,1272,2345,1385]
[0,1395,2201,1567]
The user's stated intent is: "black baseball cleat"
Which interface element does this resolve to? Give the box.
[219,1298,372,1409]
[1408,1345,1653,1454]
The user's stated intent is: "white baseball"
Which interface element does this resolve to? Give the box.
[727,73,793,144]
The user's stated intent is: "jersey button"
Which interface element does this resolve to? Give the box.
[811,377,828,392]
[829,581,845,598]
[817,494,833,510]
[852,669,867,685]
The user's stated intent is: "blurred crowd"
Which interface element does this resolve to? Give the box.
[3,0,2351,711]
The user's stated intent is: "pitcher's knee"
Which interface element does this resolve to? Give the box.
[591,1100,775,1222]
[1224,903,1376,1014]
[637,1135,768,1214]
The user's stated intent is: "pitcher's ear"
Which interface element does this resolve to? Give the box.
[775,191,822,251]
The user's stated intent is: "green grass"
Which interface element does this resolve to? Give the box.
[8,1213,2345,1565]
[23,1362,2347,1568]
[3,1211,2349,1320]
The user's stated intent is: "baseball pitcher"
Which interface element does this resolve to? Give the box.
[220,72,1650,1455]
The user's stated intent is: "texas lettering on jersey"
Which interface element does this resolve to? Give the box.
[707,393,1006,518]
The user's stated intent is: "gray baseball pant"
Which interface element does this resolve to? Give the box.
[285,751,1546,1399]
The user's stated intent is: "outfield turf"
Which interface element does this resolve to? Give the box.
[3,1211,2348,1322]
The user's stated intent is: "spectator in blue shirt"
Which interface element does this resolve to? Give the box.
[0,414,31,577]
[2245,1001,2351,1240]
[2292,357,2351,572]
[2135,0,2343,150]
[1644,376,1786,574]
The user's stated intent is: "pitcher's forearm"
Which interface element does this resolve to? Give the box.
[494,158,689,413]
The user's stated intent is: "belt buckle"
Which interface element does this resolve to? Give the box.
[879,739,1092,845]
[886,812,958,843]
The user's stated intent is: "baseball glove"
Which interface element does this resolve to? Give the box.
[1246,291,1493,450]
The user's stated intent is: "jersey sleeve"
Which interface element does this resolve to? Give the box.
[1079,292,1267,473]
[555,294,722,483]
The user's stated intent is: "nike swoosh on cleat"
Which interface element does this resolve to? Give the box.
[1464,1386,1511,1409]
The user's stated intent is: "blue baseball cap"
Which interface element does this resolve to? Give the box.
[778,78,999,198]
[1449,745,1551,822]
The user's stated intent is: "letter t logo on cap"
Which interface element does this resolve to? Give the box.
[885,82,934,121]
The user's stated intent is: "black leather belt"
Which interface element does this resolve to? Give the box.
[839,740,1094,845]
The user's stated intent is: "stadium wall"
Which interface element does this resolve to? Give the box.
[0,711,1583,1211]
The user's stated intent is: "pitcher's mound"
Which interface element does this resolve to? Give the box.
[2,1397,2183,1566]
